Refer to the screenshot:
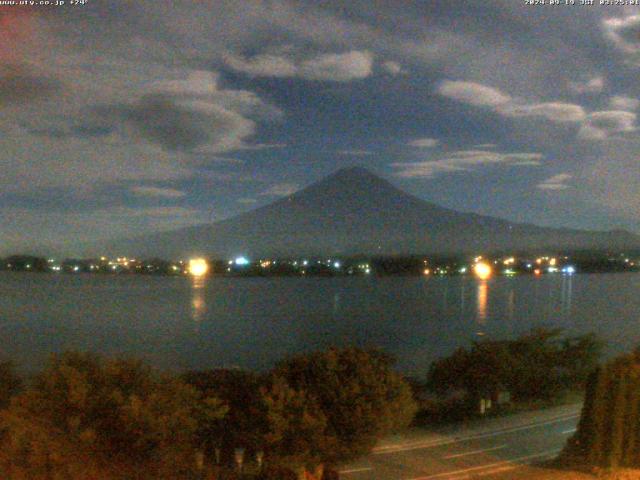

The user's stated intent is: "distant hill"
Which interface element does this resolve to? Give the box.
[101,167,640,258]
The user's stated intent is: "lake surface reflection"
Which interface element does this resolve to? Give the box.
[1,272,638,375]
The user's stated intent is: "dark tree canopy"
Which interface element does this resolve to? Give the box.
[566,349,640,468]
[0,347,418,478]
[0,361,21,409]
[0,352,226,479]
[427,329,602,403]
[271,346,418,465]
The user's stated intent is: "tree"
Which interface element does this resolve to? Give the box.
[427,329,602,405]
[0,361,22,409]
[183,368,266,463]
[271,347,417,468]
[260,376,328,474]
[0,351,226,479]
[565,349,640,468]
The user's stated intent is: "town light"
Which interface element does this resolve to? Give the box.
[188,258,209,277]
[234,256,250,266]
[473,262,492,280]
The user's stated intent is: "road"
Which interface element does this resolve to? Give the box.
[339,403,582,480]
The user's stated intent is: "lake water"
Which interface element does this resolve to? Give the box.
[1,272,639,376]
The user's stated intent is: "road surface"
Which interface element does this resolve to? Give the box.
[339,403,581,480]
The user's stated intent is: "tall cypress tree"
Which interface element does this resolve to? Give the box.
[621,368,640,466]
[568,352,640,468]
[608,369,629,467]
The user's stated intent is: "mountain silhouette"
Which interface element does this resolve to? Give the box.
[103,166,640,258]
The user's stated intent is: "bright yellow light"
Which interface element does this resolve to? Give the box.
[188,258,209,277]
[549,258,557,266]
[473,262,492,280]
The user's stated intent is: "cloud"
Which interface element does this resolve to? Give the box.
[0,127,190,193]
[187,153,244,164]
[0,205,210,252]
[116,94,255,152]
[497,102,586,123]
[337,149,373,156]
[0,64,61,106]
[87,70,281,153]
[578,110,637,141]
[230,143,288,151]
[407,138,439,148]
[392,150,543,178]
[260,183,300,197]
[474,144,497,149]
[537,173,572,190]
[222,53,298,78]
[382,60,403,75]
[437,80,511,107]
[609,95,640,111]
[583,138,640,218]
[602,15,640,63]
[131,186,186,198]
[300,50,374,81]
[13,68,281,154]
[237,198,258,204]
[106,206,199,218]
[437,80,585,123]
[224,50,374,82]
[150,70,282,119]
[568,76,604,95]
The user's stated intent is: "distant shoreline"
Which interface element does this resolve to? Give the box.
[2,251,638,277]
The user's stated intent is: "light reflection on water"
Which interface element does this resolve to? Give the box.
[561,275,574,315]
[190,275,207,325]
[476,281,488,326]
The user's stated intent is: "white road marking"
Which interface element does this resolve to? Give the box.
[443,444,507,459]
[406,449,560,480]
[443,464,520,480]
[339,467,373,474]
[562,428,577,434]
[374,412,578,455]
[475,464,518,477]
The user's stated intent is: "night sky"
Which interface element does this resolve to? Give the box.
[1,1,640,254]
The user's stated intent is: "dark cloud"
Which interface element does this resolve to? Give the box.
[94,93,255,152]
[117,95,212,152]
[24,122,114,139]
[0,65,61,106]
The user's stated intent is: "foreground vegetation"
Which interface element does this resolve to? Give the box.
[418,329,602,423]
[0,330,609,479]
[562,348,640,470]
[0,347,416,480]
